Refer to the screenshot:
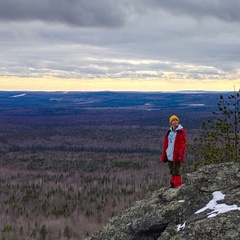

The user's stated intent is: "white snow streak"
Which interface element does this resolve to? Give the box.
[177,191,240,231]
[10,93,26,98]
[195,191,240,218]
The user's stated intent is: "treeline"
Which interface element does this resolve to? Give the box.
[7,145,161,155]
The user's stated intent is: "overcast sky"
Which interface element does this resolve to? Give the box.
[0,0,240,91]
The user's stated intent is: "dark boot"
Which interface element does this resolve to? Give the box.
[170,175,174,188]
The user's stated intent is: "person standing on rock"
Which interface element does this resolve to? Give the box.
[161,115,187,188]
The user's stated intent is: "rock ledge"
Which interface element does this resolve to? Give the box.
[86,162,240,240]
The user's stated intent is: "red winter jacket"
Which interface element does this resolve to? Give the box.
[161,128,187,163]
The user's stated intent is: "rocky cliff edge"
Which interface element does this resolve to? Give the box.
[86,162,240,240]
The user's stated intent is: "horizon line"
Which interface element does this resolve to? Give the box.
[0,89,236,93]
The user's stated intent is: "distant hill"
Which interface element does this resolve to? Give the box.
[0,91,231,116]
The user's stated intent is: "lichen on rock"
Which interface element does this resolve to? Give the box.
[86,162,240,240]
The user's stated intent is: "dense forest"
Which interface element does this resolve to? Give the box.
[0,91,227,239]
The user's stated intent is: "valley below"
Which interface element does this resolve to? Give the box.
[0,91,225,239]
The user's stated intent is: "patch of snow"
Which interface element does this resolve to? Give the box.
[188,104,205,107]
[195,191,240,218]
[180,103,205,107]
[49,98,62,101]
[10,93,26,98]
[178,200,185,203]
[177,221,186,231]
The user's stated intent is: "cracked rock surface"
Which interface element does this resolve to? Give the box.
[86,162,240,240]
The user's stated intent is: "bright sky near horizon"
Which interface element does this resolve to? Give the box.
[1,0,240,91]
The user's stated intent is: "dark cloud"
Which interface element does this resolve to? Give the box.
[143,0,240,23]
[0,0,126,27]
[0,0,240,83]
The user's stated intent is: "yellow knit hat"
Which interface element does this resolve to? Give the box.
[169,115,179,123]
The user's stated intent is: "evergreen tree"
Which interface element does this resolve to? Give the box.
[193,89,240,165]
[39,225,47,240]
[63,226,72,239]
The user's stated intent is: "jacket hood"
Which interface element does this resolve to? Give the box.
[170,124,183,131]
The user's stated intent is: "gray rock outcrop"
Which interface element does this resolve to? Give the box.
[86,162,240,240]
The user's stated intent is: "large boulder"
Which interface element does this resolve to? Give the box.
[86,162,240,240]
